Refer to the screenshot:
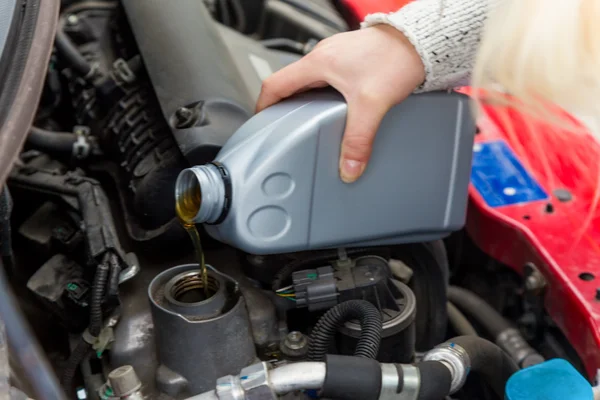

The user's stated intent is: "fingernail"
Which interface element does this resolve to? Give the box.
[340,159,365,183]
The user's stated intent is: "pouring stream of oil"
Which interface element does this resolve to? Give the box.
[176,185,208,297]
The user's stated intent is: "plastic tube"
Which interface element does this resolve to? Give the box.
[0,260,67,399]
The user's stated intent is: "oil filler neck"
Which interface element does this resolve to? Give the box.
[175,162,231,225]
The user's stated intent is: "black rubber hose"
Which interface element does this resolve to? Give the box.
[416,361,453,400]
[308,300,382,361]
[447,302,478,336]
[55,29,92,77]
[60,337,92,392]
[272,248,388,291]
[450,336,519,398]
[0,260,67,400]
[89,258,110,337]
[27,126,76,154]
[447,286,511,337]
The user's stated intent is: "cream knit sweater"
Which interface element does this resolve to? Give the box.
[362,0,500,92]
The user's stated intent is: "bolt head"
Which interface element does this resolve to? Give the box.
[525,275,540,290]
[284,331,307,351]
[287,331,302,343]
[67,14,79,25]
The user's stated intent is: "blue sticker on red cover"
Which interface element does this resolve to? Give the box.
[470,140,548,207]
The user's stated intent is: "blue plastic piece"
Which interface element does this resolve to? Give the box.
[471,140,548,208]
[505,359,593,400]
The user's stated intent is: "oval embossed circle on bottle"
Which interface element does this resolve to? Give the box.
[248,206,291,239]
[262,173,295,199]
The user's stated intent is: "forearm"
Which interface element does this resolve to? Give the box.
[362,0,500,92]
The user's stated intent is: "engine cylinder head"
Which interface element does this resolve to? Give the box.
[148,263,256,397]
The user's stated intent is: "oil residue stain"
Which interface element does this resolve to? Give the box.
[176,185,208,298]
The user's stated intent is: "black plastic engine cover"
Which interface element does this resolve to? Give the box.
[121,0,299,165]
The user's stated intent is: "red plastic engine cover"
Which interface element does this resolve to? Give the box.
[343,0,600,379]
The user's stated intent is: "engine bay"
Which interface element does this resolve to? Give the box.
[0,1,598,399]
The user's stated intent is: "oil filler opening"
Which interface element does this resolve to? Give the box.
[166,271,219,305]
[175,165,226,224]
[175,169,202,223]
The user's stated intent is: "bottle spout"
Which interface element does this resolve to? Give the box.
[175,164,227,224]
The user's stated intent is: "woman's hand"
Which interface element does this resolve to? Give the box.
[256,25,425,183]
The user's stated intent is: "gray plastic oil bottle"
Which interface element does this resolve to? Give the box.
[175,90,476,255]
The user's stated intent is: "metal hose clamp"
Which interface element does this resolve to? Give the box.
[422,342,471,394]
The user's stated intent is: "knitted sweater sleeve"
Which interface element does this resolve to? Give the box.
[361,0,499,92]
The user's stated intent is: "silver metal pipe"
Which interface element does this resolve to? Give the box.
[269,362,327,394]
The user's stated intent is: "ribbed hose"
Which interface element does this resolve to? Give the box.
[60,338,92,391]
[308,300,382,361]
[271,248,388,291]
[89,259,110,337]
[62,256,110,392]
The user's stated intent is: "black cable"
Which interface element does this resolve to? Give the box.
[27,126,77,154]
[450,336,519,398]
[308,300,382,361]
[0,259,67,399]
[272,248,387,291]
[447,302,478,336]
[60,337,92,392]
[447,286,511,337]
[61,255,111,391]
[89,256,110,337]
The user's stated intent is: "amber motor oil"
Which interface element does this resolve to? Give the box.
[175,90,476,255]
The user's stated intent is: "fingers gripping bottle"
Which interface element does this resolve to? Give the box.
[175,90,476,255]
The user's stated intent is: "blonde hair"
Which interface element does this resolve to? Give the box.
[472,0,600,132]
[471,0,600,238]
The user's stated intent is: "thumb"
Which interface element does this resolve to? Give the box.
[339,99,389,183]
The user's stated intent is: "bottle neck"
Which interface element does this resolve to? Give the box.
[175,164,227,224]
